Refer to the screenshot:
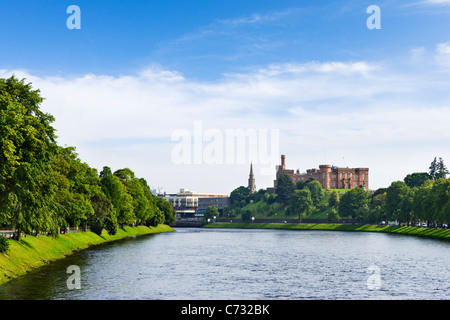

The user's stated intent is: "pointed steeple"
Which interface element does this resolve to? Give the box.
[248,162,256,194]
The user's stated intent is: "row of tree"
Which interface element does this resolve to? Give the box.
[328,157,449,225]
[227,156,449,226]
[0,76,175,241]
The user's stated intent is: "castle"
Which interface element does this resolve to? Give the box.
[273,155,369,190]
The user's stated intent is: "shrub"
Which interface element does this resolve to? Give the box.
[0,236,10,254]
[89,218,104,236]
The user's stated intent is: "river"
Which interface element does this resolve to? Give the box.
[0,228,448,300]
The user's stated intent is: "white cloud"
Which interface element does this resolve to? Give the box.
[422,0,450,4]
[406,0,450,6]
[1,55,449,193]
[217,8,304,27]
[435,42,450,68]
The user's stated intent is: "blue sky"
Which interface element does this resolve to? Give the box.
[1,0,450,193]
[3,0,449,77]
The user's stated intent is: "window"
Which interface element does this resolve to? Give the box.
[363,173,366,180]
[340,173,342,179]
[350,173,353,179]
[345,173,348,179]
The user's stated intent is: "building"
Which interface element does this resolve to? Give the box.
[161,188,230,220]
[248,162,256,194]
[274,155,369,190]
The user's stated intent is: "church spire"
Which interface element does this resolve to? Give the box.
[248,162,256,194]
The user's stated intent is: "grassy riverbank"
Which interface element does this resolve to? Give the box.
[0,224,174,285]
[206,222,450,242]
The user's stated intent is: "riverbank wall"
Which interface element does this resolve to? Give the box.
[205,222,450,242]
[0,224,174,285]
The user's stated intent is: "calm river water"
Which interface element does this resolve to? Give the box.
[0,228,449,300]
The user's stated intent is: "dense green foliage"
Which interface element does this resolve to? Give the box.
[289,189,314,222]
[339,187,370,222]
[276,174,296,205]
[0,76,175,241]
[0,236,9,253]
[202,205,219,223]
[228,157,450,227]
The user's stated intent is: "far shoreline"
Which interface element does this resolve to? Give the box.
[204,222,450,242]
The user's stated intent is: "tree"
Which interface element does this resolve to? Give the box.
[155,196,176,224]
[412,180,433,223]
[114,168,144,225]
[398,187,415,225]
[276,174,295,205]
[328,190,340,208]
[404,172,431,188]
[384,181,410,224]
[429,157,438,180]
[203,206,219,223]
[230,186,250,207]
[0,76,59,241]
[429,178,450,223]
[51,146,93,229]
[99,166,133,226]
[289,189,314,223]
[296,177,316,190]
[223,205,234,220]
[305,180,325,206]
[241,209,253,223]
[89,190,113,234]
[103,211,118,235]
[327,208,341,225]
[339,187,369,222]
[139,178,159,224]
[436,158,449,180]
[147,207,164,227]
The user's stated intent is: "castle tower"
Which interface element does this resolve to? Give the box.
[248,162,256,194]
[281,155,286,170]
[319,165,332,189]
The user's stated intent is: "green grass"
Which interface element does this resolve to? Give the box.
[206,222,450,242]
[0,224,174,285]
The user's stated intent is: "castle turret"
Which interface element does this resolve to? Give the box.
[319,165,332,189]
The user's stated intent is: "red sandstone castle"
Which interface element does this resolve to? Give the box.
[274,155,369,190]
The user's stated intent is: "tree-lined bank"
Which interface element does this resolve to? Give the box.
[0,76,176,243]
